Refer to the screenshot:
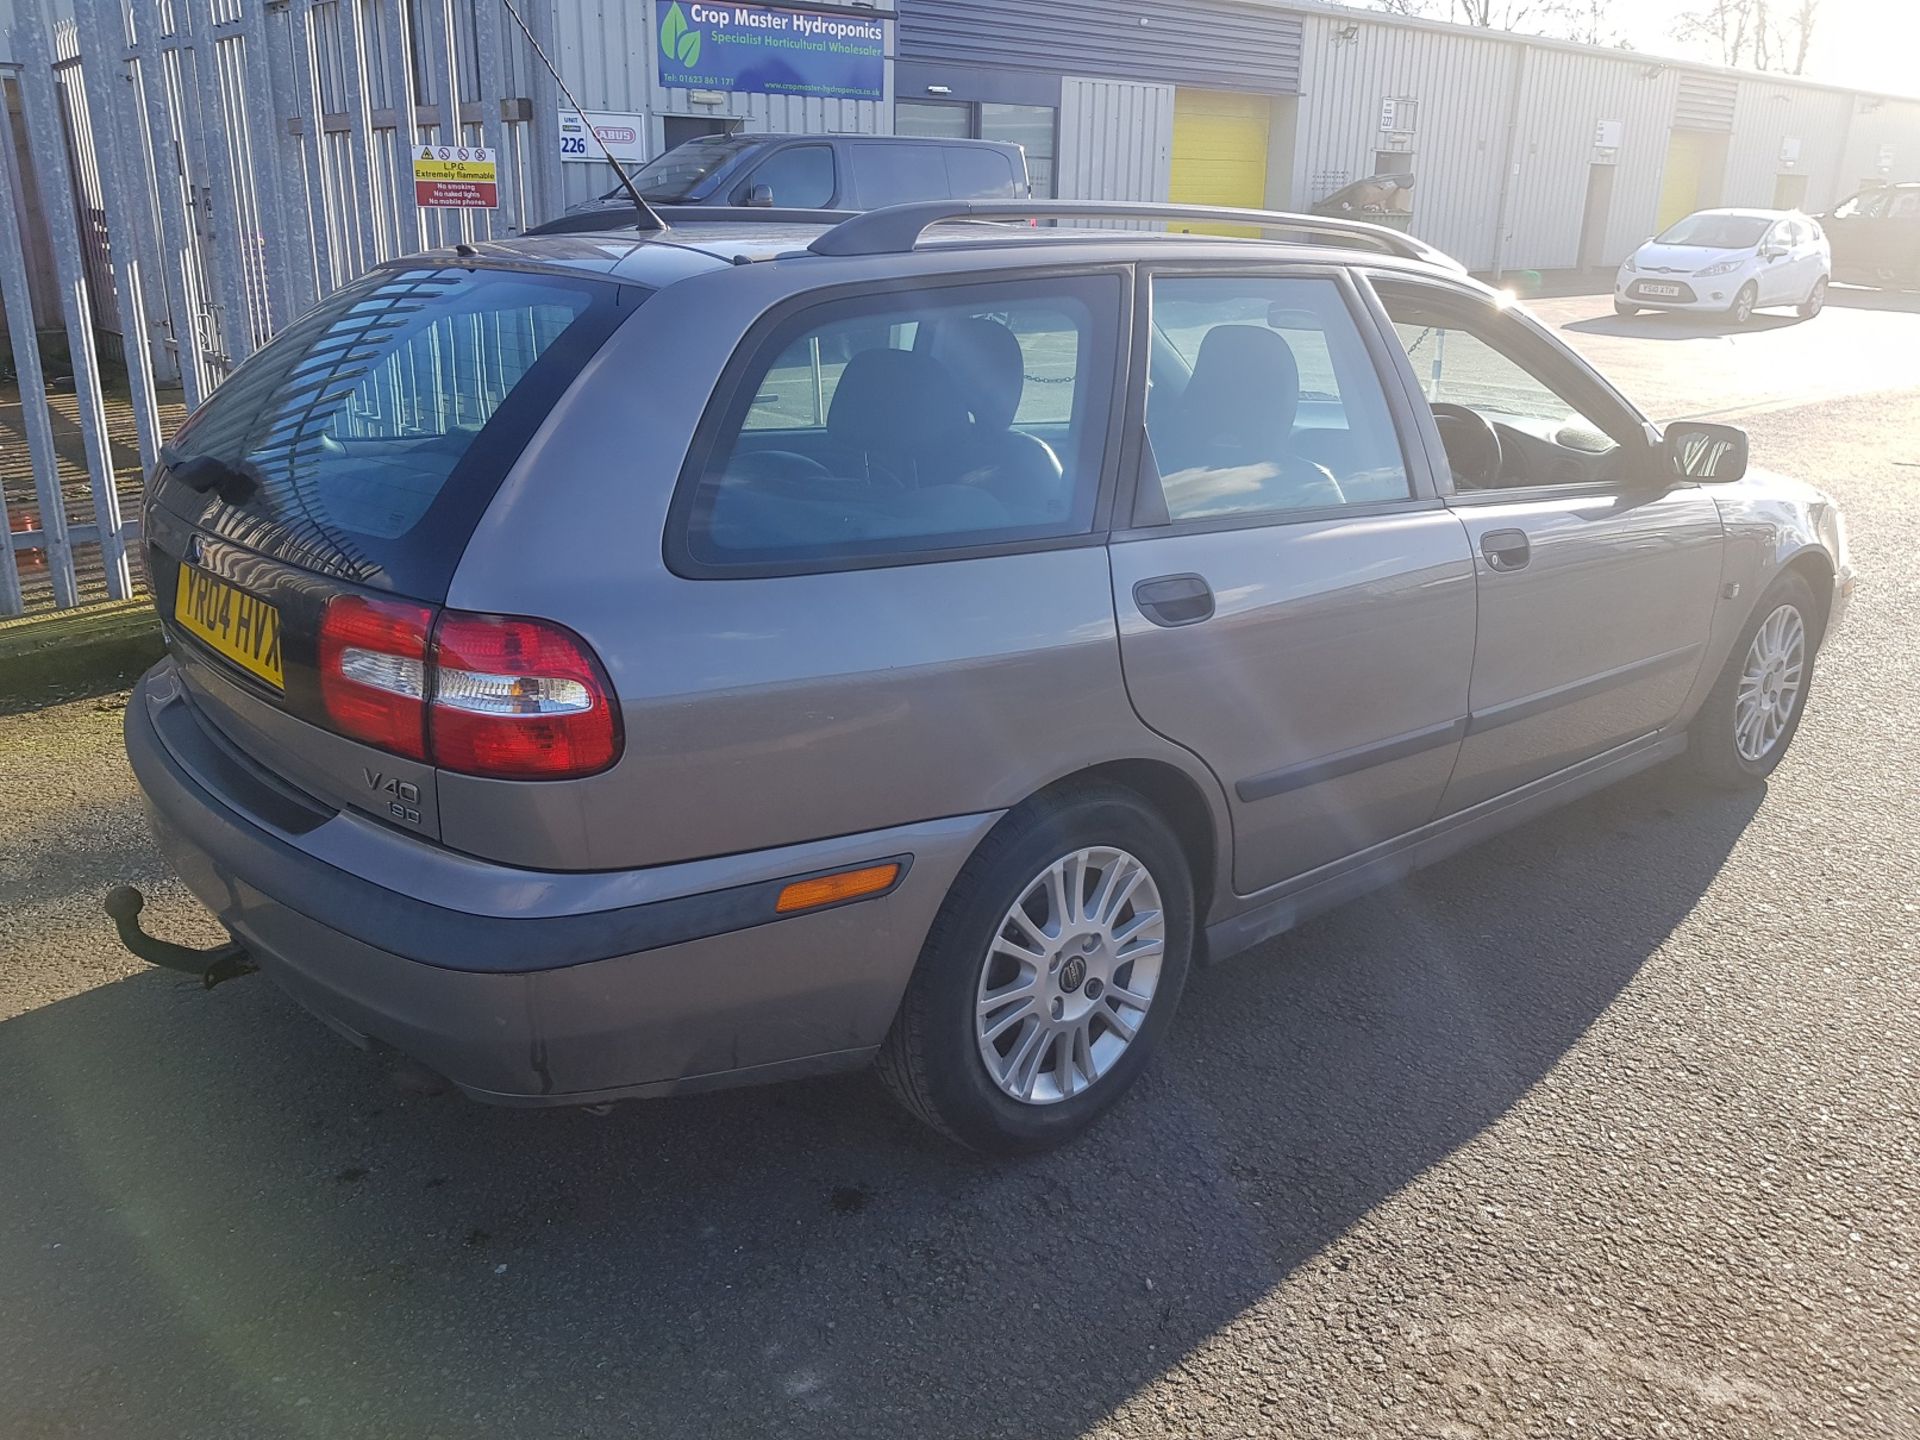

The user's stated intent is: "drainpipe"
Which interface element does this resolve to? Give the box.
[1489,42,1530,280]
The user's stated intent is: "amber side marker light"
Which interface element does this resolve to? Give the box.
[775,863,902,914]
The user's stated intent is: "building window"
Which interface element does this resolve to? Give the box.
[896,99,1057,197]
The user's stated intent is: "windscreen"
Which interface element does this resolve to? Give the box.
[1654,214,1770,248]
[161,265,635,597]
[626,135,754,200]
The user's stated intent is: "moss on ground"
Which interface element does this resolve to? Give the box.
[0,600,163,714]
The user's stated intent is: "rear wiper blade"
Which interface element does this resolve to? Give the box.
[160,446,261,505]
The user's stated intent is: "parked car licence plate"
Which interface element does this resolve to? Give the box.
[173,562,284,689]
[1640,283,1682,297]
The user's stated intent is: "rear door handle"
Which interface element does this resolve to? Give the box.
[1133,573,1215,627]
[1480,528,1531,572]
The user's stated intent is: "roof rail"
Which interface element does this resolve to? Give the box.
[805,200,1462,269]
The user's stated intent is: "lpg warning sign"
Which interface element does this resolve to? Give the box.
[413,145,498,209]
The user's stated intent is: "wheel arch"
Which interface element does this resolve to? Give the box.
[1025,757,1230,932]
[1778,545,1836,646]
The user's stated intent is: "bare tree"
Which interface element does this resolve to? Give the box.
[1355,0,1633,43]
[1672,0,1820,73]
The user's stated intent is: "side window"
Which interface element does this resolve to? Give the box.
[1376,283,1639,492]
[1833,190,1887,220]
[677,275,1122,570]
[850,143,943,207]
[1890,190,1920,220]
[734,145,835,208]
[1144,275,1411,520]
[943,146,1019,199]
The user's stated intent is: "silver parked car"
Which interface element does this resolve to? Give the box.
[117,201,1852,1153]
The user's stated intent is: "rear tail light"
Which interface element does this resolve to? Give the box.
[430,613,620,779]
[318,595,433,761]
[318,597,621,780]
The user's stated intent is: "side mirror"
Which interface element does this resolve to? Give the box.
[1665,421,1748,482]
[1761,243,1785,259]
[746,183,775,208]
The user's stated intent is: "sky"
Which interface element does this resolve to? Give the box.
[1500,0,1920,97]
[1613,0,1918,95]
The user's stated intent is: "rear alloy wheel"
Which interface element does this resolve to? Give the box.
[876,785,1194,1153]
[1729,282,1758,325]
[1689,571,1819,788]
[1798,275,1829,319]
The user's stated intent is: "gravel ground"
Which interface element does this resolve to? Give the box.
[0,294,1914,1440]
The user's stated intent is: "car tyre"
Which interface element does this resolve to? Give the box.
[1797,275,1829,319]
[1688,571,1820,790]
[1614,299,1640,316]
[875,784,1195,1154]
[1728,282,1758,325]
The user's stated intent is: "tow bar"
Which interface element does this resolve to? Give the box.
[103,886,258,989]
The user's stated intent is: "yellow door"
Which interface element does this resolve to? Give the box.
[1657,132,1708,232]
[1171,89,1271,235]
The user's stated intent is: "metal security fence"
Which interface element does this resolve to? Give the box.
[0,0,569,615]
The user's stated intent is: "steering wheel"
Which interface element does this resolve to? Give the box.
[1429,403,1504,489]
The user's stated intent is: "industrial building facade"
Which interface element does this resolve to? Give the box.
[543,0,1920,274]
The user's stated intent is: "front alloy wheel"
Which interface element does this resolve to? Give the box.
[1729,282,1758,325]
[975,847,1165,1104]
[1689,570,1819,789]
[1733,603,1807,764]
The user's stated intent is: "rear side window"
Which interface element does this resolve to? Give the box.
[1146,275,1410,516]
[943,147,1020,199]
[673,274,1123,573]
[849,144,929,207]
[163,267,633,597]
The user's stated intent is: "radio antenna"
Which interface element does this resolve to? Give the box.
[498,0,667,232]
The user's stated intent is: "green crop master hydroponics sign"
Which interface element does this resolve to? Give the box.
[658,2,887,101]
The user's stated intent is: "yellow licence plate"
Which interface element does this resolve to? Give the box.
[174,562,284,689]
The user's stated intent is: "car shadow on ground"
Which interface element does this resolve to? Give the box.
[1821,283,1920,314]
[1563,310,1804,340]
[0,764,1763,1440]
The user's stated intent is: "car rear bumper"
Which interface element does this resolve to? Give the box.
[126,660,999,1105]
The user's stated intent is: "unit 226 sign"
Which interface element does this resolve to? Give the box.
[557,111,649,165]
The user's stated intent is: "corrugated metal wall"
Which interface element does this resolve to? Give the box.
[900,0,1301,95]
[554,0,892,210]
[1058,75,1172,203]
[1838,98,1920,193]
[1722,79,1853,212]
[1504,47,1679,270]
[1295,14,1517,271]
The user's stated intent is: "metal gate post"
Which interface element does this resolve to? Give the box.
[237,0,302,332]
[15,0,131,600]
[0,77,78,609]
[378,0,426,257]
[132,0,208,407]
[174,0,255,369]
[285,0,336,300]
[470,0,519,237]
[72,0,163,477]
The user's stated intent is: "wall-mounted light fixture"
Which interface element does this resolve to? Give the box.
[1640,63,1665,79]
[1335,23,1360,42]
[925,84,952,95]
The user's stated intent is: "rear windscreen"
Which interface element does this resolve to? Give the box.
[161,265,638,598]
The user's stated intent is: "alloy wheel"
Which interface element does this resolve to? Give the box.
[974,846,1165,1105]
[1734,603,1806,762]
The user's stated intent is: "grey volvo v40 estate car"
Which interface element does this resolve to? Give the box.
[120,200,1852,1153]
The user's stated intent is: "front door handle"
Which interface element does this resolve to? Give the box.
[1133,573,1215,627]
[1480,528,1531,572]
